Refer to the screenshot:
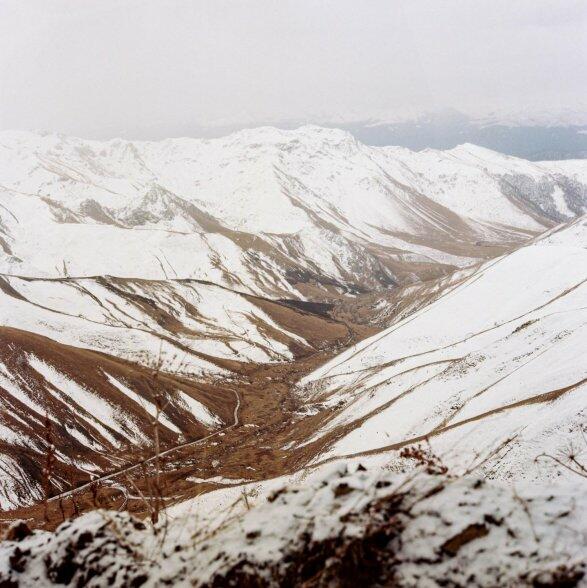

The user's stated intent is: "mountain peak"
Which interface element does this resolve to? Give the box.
[219,124,358,149]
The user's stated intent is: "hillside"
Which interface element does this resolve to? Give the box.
[297,217,587,479]
[0,280,354,511]
[1,127,585,300]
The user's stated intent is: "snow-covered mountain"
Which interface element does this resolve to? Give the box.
[0,276,351,509]
[1,127,585,300]
[0,127,585,549]
[0,275,318,377]
[344,109,587,160]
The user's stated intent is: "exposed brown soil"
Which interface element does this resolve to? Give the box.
[0,292,377,530]
[0,326,237,509]
[0,348,354,530]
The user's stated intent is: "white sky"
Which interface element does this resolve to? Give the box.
[0,0,585,138]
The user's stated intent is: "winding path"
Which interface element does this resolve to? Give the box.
[48,389,241,503]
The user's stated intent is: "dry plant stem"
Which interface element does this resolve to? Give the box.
[89,479,99,508]
[534,428,587,478]
[42,412,56,524]
[570,456,587,474]
[535,453,587,478]
[152,398,161,525]
[242,489,250,511]
[148,342,166,526]
[140,462,155,527]
[465,434,519,476]
[125,475,155,522]
[58,494,66,523]
[513,485,539,543]
[71,493,79,517]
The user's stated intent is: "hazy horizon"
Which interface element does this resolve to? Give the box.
[1,0,586,140]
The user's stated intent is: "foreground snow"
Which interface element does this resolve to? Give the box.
[0,463,585,587]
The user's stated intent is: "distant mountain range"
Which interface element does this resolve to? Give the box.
[1,126,585,299]
[342,110,587,160]
[169,109,587,161]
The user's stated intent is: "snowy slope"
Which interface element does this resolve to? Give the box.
[0,326,236,510]
[0,275,349,509]
[1,127,585,298]
[1,465,585,587]
[0,274,312,377]
[0,127,586,518]
[298,217,587,480]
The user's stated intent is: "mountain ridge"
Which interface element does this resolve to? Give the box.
[1,127,585,301]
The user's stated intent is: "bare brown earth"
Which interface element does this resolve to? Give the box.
[0,293,376,530]
[0,327,237,504]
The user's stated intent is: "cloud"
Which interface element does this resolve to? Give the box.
[0,0,585,138]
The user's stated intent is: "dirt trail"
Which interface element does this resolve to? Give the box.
[311,377,587,468]
[47,390,241,504]
[3,305,372,530]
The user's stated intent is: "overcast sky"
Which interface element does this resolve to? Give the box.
[0,0,585,139]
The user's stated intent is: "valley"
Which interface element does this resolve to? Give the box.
[0,127,585,539]
[2,4,586,584]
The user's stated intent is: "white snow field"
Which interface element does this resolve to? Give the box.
[298,217,587,480]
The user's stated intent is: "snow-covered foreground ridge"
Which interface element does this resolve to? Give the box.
[298,217,587,479]
[0,464,585,587]
[1,126,586,298]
